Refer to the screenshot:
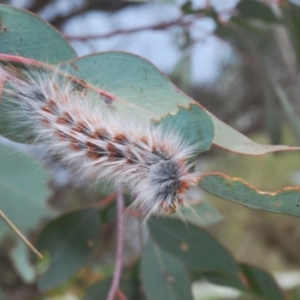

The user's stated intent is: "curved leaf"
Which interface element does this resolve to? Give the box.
[211,115,300,155]
[84,278,112,300]
[199,172,300,217]
[36,208,100,292]
[141,239,193,300]
[0,4,76,63]
[9,241,36,283]
[0,143,51,235]
[240,263,284,300]
[156,104,213,153]
[148,217,244,289]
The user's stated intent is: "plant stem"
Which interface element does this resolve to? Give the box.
[107,187,125,300]
[0,209,43,259]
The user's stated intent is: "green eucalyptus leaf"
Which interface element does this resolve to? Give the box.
[211,115,300,155]
[141,238,193,300]
[240,263,284,300]
[36,208,100,292]
[9,241,36,283]
[0,143,52,237]
[84,278,112,300]
[155,104,214,154]
[0,4,76,63]
[60,53,214,153]
[148,217,244,290]
[60,52,194,120]
[199,172,300,217]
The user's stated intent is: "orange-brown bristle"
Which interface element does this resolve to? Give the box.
[140,136,147,144]
[178,181,190,193]
[63,112,74,125]
[126,149,138,163]
[74,121,91,135]
[56,129,68,140]
[41,118,50,126]
[41,105,51,114]
[95,128,111,141]
[56,116,69,126]
[86,141,103,160]
[114,133,129,145]
[47,99,59,115]
[107,142,124,159]
[69,136,85,151]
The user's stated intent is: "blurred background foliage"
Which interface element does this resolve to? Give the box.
[2,0,300,299]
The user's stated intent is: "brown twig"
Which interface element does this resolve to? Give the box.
[107,186,125,300]
[0,209,43,259]
[50,1,137,28]
[116,289,128,300]
[65,16,195,41]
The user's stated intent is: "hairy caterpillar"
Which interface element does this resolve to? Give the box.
[0,66,198,218]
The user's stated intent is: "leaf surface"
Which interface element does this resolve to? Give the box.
[141,238,194,300]
[36,209,100,292]
[84,278,112,300]
[0,143,52,236]
[0,4,76,63]
[240,263,284,300]
[199,172,300,217]
[148,217,244,289]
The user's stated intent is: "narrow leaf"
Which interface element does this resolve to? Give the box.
[36,209,100,292]
[240,263,284,300]
[199,172,300,217]
[9,241,36,283]
[211,115,300,155]
[0,143,52,237]
[141,238,193,300]
[84,278,112,300]
[148,217,244,289]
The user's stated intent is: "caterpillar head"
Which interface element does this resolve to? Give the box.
[150,158,198,215]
